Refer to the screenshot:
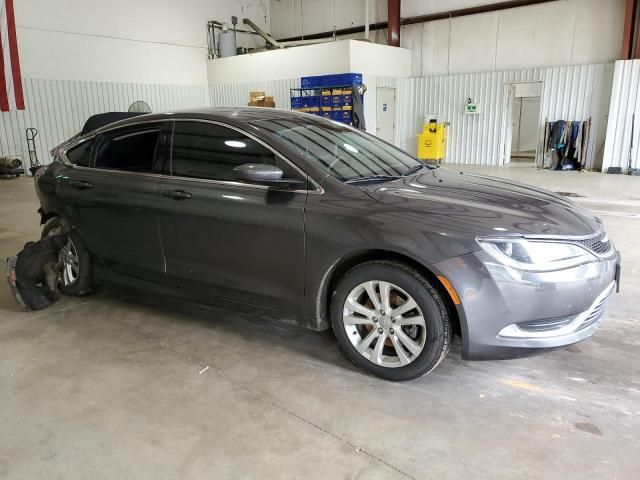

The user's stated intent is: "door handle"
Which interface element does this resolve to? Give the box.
[69,180,93,190]
[162,189,192,200]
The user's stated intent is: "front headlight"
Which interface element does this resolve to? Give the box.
[477,237,597,272]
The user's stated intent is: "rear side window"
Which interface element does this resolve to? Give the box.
[171,121,296,182]
[66,140,93,167]
[95,129,160,172]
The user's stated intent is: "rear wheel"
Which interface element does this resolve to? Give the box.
[41,217,93,296]
[331,261,451,381]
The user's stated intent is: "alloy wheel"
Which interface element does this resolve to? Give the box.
[60,239,80,286]
[343,280,427,368]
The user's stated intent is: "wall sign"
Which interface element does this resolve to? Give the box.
[465,103,479,115]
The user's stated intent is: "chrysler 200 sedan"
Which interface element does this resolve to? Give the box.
[35,108,620,381]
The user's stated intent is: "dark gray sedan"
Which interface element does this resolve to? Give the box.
[35,108,620,381]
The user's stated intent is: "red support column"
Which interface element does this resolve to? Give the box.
[388,0,401,47]
[621,0,639,59]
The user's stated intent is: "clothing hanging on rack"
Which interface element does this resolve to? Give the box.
[543,118,592,170]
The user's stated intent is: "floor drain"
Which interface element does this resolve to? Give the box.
[556,191,586,198]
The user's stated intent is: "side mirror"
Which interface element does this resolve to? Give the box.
[232,163,305,187]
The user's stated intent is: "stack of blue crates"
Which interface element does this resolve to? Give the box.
[292,73,362,125]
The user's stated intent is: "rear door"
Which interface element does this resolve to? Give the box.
[55,123,170,281]
[155,120,308,312]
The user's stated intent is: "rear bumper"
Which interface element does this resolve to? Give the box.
[435,250,619,360]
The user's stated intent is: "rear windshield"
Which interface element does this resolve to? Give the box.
[253,118,421,182]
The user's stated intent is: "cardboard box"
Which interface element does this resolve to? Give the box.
[248,91,275,108]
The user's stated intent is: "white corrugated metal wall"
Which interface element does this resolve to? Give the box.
[0,79,209,169]
[0,77,299,172]
[602,60,640,173]
[539,64,614,170]
[208,79,299,110]
[0,65,616,173]
[394,64,613,168]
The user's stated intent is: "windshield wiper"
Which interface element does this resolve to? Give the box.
[403,163,434,176]
[344,175,400,185]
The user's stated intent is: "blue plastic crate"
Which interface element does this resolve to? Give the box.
[321,74,341,87]
[342,94,353,106]
[330,110,343,121]
[349,73,363,86]
[301,95,320,108]
[321,94,332,107]
[290,97,303,109]
[301,76,322,88]
[321,73,362,88]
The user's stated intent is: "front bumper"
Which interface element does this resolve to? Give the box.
[435,249,619,360]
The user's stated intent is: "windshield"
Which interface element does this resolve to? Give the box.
[253,118,423,182]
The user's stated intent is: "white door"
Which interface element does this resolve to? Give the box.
[376,87,396,144]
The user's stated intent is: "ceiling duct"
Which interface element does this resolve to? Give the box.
[242,18,334,49]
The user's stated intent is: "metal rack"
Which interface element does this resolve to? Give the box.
[290,85,357,125]
[290,73,363,126]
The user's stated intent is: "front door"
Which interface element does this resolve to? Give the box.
[55,124,169,281]
[155,120,308,312]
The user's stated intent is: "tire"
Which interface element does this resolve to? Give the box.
[41,217,93,296]
[330,260,452,381]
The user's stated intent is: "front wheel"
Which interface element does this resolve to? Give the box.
[330,261,452,381]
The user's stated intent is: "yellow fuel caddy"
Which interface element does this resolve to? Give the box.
[417,119,447,161]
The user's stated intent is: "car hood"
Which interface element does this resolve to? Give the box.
[360,168,601,238]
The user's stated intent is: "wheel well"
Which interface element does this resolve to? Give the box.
[39,210,58,226]
[321,249,462,337]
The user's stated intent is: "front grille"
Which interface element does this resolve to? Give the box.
[519,316,574,332]
[576,232,612,255]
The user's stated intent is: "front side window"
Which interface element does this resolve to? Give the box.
[94,128,160,172]
[254,118,422,182]
[171,122,298,182]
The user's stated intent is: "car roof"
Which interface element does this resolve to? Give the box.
[93,107,318,134]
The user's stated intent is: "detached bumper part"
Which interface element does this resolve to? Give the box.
[6,256,29,311]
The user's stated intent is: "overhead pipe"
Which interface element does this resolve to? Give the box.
[275,0,559,42]
[243,18,282,48]
[364,0,370,40]
[242,17,334,48]
[388,0,401,47]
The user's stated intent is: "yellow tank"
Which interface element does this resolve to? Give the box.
[417,120,447,161]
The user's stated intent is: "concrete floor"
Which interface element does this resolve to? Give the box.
[1,165,639,479]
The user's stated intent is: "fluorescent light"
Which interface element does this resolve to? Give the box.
[225,140,246,148]
[343,143,359,154]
